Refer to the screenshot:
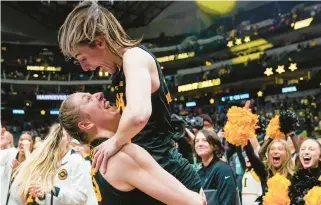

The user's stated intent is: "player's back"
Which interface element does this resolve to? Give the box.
[89,138,164,205]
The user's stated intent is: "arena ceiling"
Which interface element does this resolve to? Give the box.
[1,1,173,45]
[2,1,173,30]
[1,1,276,45]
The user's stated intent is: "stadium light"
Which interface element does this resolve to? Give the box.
[288,63,298,72]
[186,101,196,107]
[235,38,242,45]
[227,41,234,48]
[264,68,274,76]
[292,18,313,30]
[257,91,263,97]
[244,36,251,43]
[282,86,297,93]
[276,65,285,74]
[12,109,24,115]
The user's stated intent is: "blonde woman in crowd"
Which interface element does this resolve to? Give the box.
[264,140,295,178]
[11,124,97,205]
[289,138,321,205]
[1,130,15,150]
[1,131,34,205]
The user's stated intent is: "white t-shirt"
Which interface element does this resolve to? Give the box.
[0,148,18,205]
[242,169,262,205]
[46,149,97,205]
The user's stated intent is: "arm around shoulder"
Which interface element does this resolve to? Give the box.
[114,144,204,205]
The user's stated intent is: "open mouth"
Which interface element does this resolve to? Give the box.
[104,101,111,109]
[272,156,280,164]
[303,156,311,164]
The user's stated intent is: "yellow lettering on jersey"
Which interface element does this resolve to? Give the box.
[26,194,34,203]
[91,168,102,202]
[119,81,123,87]
[166,92,172,104]
[116,92,125,112]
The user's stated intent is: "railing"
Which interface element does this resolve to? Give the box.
[1,79,112,85]
[177,37,321,75]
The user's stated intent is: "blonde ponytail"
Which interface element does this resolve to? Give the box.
[12,124,64,199]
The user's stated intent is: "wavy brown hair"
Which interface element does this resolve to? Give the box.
[193,128,225,160]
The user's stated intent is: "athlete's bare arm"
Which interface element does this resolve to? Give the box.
[103,143,204,205]
[93,48,157,173]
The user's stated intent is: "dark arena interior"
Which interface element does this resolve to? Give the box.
[1,1,321,205]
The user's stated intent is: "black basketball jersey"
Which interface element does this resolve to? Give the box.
[111,45,175,163]
[89,138,164,205]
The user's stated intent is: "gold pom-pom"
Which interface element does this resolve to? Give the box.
[266,115,285,140]
[263,173,291,205]
[304,186,321,205]
[223,106,259,146]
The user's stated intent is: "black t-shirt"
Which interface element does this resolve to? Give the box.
[111,45,175,163]
[89,138,164,205]
[197,158,238,205]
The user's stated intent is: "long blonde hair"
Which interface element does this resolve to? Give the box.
[266,139,295,178]
[58,1,142,59]
[12,94,87,199]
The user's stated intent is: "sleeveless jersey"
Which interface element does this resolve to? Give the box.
[89,138,164,205]
[242,169,262,205]
[111,45,175,163]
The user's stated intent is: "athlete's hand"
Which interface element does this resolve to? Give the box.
[92,137,122,174]
[28,182,44,198]
[199,188,207,205]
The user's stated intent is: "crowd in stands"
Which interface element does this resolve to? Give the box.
[2,95,321,205]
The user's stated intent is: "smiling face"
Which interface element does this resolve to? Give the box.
[72,38,117,73]
[71,92,121,134]
[299,139,321,169]
[268,141,287,169]
[194,132,214,159]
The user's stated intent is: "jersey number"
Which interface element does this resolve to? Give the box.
[243,177,248,188]
[26,194,34,203]
[116,93,125,112]
[91,168,102,202]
